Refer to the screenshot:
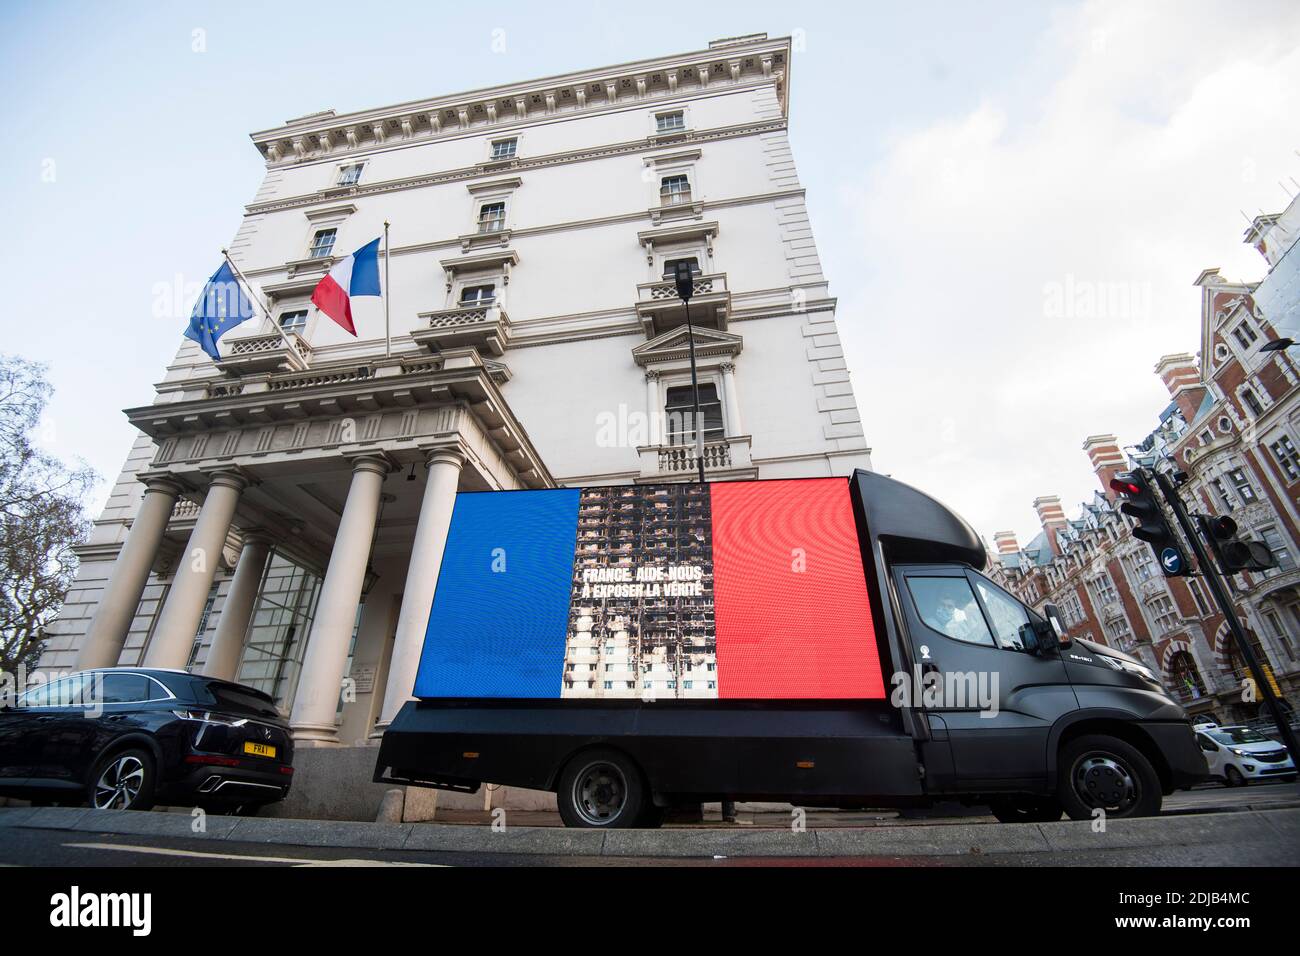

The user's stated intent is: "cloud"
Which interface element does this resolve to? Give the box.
[839,0,1300,546]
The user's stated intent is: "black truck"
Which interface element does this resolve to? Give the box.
[375,470,1207,827]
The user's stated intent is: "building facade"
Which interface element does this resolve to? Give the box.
[990,202,1300,726]
[38,35,873,748]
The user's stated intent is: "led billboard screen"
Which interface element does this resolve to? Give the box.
[414,477,884,700]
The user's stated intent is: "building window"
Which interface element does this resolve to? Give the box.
[490,138,517,160]
[1210,477,1235,512]
[308,228,337,259]
[1231,321,1259,350]
[1127,548,1157,583]
[1241,387,1264,417]
[1169,650,1207,702]
[478,201,507,233]
[664,383,724,445]
[278,310,308,333]
[1259,526,1295,572]
[660,174,691,206]
[1147,594,1179,634]
[337,164,363,186]
[1061,592,1085,626]
[1089,572,1119,608]
[1104,617,1133,647]
[1187,577,1212,617]
[662,256,701,280]
[1270,435,1300,481]
[1199,429,1214,446]
[1226,467,1257,504]
[656,111,686,133]
[459,283,496,307]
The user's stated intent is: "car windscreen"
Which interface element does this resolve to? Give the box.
[1210,728,1270,744]
[196,680,281,719]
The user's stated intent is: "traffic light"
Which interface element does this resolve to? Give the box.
[1196,514,1277,575]
[1110,470,1191,576]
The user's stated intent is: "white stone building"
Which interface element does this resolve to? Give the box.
[40,34,872,751]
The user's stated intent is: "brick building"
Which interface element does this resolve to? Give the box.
[990,201,1300,726]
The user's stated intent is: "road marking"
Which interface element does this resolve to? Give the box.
[64,842,442,867]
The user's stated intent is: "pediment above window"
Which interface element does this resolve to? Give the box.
[632,325,741,367]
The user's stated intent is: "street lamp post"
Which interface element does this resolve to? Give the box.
[673,260,707,485]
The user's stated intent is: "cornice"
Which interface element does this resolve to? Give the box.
[245,118,789,218]
[250,38,790,163]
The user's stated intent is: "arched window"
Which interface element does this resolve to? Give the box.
[1168,649,1206,703]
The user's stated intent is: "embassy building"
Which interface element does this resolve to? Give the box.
[37,35,872,810]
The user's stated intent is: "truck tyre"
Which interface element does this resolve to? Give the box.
[988,797,1063,823]
[1058,735,1161,820]
[557,749,647,829]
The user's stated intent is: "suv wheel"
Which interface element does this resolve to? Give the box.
[1225,766,1246,788]
[88,748,155,811]
[1058,735,1162,820]
[557,748,646,829]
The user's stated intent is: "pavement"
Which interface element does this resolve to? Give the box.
[1,794,1297,863]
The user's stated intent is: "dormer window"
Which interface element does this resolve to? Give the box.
[308,228,337,259]
[660,174,691,206]
[478,201,506,233]
[337,164,363,186]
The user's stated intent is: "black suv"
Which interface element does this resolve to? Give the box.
[0,668,294,811]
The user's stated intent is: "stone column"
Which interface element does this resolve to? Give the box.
[374,450,464,735]
[720,362,743,436]
[201,531,273,681]
[144,471,246,670]
[76,477,183,670]
[290,456,389,746]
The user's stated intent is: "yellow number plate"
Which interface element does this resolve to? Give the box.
[243,741,276,759]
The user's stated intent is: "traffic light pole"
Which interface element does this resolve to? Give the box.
[1152,470,1300,774]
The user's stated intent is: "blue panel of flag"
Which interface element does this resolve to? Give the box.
[414,489,580,698]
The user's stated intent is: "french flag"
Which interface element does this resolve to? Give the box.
[310,237,381,335]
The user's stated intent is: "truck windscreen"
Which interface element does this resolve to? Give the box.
[414,477,884,701]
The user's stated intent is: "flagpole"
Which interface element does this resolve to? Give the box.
[383,220,391,358]
[220,248,295,350]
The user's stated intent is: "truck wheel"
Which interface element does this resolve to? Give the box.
[1058,735,1161,820]
[988,797,1063,823]
[557,749,647,829]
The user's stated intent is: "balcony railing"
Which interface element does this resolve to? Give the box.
[637,436,753,480]
[411,303,512,356]
[635,273,730,336]
[216,331,312,374]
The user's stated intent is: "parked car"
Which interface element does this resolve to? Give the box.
[1194,723,1297,786]
[0,668,294,811]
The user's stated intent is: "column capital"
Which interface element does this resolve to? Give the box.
[238,528,277,548]
[645,369,661,382]
[344,452,397,477]
[207,469,250,493]
[140,475,185,497]
[420,446,466,469]
[719,362,736,374]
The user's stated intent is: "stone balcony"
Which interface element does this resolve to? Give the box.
[216,331,313,374]
[635,272,730,336]
[411,303,512,356]
[635,435,754,481]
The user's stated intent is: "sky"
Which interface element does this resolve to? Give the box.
[0,0,1297,547]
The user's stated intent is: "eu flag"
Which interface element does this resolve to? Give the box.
[184,261,256,360]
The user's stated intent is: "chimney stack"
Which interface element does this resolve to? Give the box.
[1033,495,1068,557]
[1154,353,1206,426]
[993,531,1020,555]
[1084,434,1128,499]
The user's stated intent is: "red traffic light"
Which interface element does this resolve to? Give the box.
[1109,476,1142,496]
[1206,515,1238,539]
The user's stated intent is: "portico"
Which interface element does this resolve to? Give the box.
[74,348,550,746]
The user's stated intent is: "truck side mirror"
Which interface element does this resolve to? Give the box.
[1041,603,1071,649]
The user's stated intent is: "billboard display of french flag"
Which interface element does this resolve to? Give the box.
[414,477,885,701]
[310,237,381,335]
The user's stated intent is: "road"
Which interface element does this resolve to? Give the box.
[0,782,1295,867]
